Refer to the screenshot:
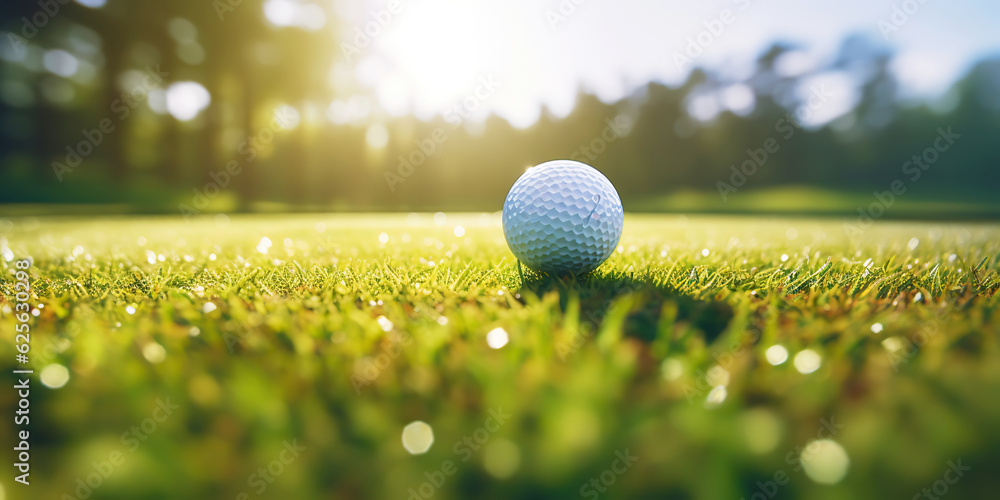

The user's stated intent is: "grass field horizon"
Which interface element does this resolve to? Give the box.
[1,213,998,499]
[3,184,1000,220]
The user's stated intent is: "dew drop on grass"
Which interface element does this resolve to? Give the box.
[765,345,788,365]
[486,328,509,349]
[256,237,272,254]
[40,364,70,389]
[705,386,727,407]
[376,316,393,332]
[402,421,434,455]
[483,438,521,479]
[881,337,903,352]
[661,358,683,381]
[142,343,166,364]
[800,439,850,485]
[794,349,821,374]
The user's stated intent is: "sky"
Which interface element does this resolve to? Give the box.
[326,0,1000,128]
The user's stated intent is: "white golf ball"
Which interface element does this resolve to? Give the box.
[502,160,624,275]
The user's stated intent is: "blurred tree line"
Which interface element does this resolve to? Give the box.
[0,0,999,213]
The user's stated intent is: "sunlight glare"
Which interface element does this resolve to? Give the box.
[352,0,537,127]
[166,82,211,121]
[366,124,389,148]
[264,0,298,26]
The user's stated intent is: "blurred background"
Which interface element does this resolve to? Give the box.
[1,0,999,216]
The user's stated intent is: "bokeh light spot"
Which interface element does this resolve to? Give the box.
[40,364,70,389]
[801,439,850,485]
[402,421,434,455]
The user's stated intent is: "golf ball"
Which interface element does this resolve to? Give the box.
[502,160,624,275]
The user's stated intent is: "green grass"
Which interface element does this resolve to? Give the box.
[632,186,1000,219]
[1,214,999,500]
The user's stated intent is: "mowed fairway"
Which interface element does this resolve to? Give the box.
[2,214,999,499]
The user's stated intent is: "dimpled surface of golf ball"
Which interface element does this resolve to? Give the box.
[502,160,624,275]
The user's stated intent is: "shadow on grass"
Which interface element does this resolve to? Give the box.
[514,268,734,344]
